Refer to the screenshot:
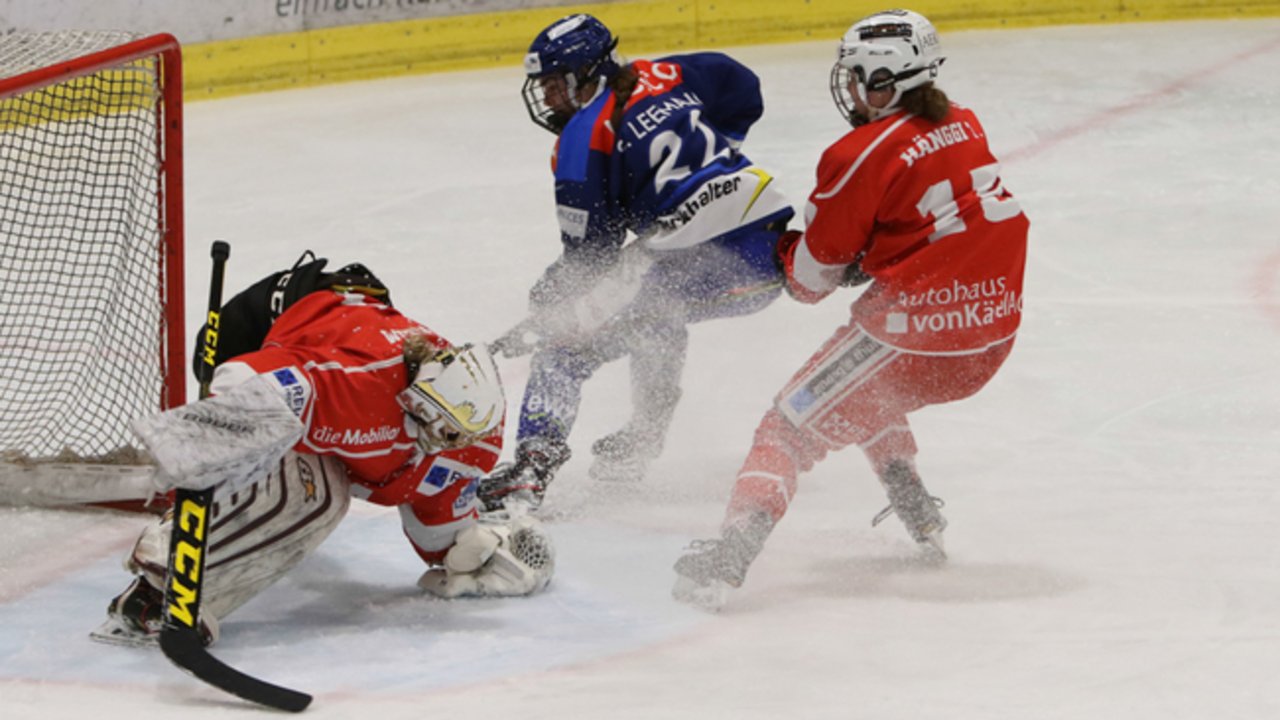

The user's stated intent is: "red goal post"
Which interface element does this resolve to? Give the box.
[0,32,185,507]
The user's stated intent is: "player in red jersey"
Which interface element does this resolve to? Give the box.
[673,9,1029,609]
[92,255,554,647]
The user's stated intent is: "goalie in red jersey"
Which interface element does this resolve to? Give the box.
[92,253,554,648]
[674,9,1029,609]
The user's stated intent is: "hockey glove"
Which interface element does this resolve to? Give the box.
[528,244,621,310]
[776,230,871,298]
[841,252,871,287]
[773,229,802,276]
[774,230,813,301]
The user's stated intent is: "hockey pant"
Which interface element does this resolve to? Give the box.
[517,224,784,443]
[125,450,351,624]
[722,320,1014,531]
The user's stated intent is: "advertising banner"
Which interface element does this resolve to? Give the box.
[0,0,629,44]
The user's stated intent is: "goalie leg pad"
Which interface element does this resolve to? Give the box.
[121,450,351,623]
[420,516,555,599]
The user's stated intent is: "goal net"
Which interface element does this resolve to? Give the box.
[0,32,185,506]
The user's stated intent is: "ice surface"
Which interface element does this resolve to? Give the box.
[2,18,1279,719]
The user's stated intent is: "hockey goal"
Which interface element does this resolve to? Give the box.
[0,32,185,507]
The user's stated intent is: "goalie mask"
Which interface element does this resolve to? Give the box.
[396,344,504,454]
[830,9,945,126]
[522,13,621,134]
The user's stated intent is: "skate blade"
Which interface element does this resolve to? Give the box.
[919,532,948,563]
[671,575,732,613]
[89,617,157,648]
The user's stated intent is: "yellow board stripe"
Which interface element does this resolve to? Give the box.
[181,0,1280,101]
[0,66,159,131]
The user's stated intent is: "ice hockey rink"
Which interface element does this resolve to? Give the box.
[3,16,1279,719]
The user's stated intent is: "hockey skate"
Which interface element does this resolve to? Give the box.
[672,512,773,611]
[89,576,218,648]
[588,384,679,484]
[588,426,657,483]
[477,436,571,515]
[871,460,948,560]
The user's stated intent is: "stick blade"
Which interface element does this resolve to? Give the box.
[160,628,312,713]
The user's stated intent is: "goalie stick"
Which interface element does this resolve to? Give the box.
[158,240,313,713]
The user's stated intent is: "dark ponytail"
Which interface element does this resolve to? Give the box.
[608,65,639,131]
[901,83,950,123]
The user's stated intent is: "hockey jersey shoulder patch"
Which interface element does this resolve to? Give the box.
[266,366,312,418]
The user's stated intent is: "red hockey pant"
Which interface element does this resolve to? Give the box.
[724,320,1014,530]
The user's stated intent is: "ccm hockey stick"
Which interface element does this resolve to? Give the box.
[158,240,313,713]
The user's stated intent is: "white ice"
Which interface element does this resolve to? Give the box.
[2,18,1279,719]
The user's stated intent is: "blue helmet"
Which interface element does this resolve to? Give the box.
[521,14,621,134]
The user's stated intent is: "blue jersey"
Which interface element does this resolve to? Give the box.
[514,53,790,447]
[549,52,790,275]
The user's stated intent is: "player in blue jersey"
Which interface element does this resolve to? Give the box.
[479,13,793,511]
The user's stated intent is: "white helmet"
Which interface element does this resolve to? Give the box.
[830,9,945,126]
[396,343,504,454]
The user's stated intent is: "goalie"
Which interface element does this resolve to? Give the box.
[92,253,555,647]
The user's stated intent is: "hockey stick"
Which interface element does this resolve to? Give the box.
[489,317,542,358]
[158,240,313,713]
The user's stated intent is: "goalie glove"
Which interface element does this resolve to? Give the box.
[418,516,555,599]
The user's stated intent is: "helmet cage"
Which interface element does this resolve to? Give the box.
[523,72,586,135]
[521,14,620,134]
[829,11,944,126]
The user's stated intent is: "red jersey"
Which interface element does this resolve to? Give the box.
[791,103,1028,354]
[212,290,504,563]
